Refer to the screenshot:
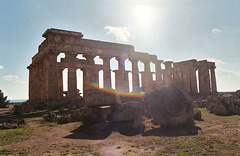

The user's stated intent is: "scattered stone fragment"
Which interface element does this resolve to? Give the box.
[43,112,58,122]
[2,118,26,129]
[58,114,72,124]
[193,109,202,121]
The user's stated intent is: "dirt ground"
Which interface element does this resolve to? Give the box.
[0,107,240,156]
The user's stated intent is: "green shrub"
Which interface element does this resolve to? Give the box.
[0,90,10,108]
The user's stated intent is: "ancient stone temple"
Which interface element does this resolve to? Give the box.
[28,28,217,104]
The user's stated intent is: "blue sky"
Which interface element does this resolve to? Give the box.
[0,0,240,99]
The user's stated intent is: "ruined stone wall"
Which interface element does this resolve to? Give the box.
[28,28,217,103]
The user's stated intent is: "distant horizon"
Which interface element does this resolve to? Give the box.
[9,99,27,103]
[8,91,237,101]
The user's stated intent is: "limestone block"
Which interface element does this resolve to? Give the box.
[81,106,112,123]
[111,101,144,122]
[84,89,120,107]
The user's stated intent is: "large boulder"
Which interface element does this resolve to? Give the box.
[146,83,194,128]
[213,98,229,115]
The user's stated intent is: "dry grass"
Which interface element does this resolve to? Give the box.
[0,108,239,155]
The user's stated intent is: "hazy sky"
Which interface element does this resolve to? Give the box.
[0,0,240,99]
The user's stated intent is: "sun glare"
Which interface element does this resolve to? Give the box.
[135,5,153,27]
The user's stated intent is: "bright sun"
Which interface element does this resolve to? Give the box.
[135,5,153,26]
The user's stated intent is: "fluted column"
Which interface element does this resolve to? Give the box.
[58,68,64,98]
[32,64,40,101]
[83,54,95,93]
[38,62,44,100]
[181,64,191,93]
[141,59,151,92]
[92,67,101,84]
[42,55,49,100]
[47,52,58,100]
[209,63,217,93]
[189,61,198,94]
[101,56,112,88]
[155,60,163,88]
[173,63,181,83]
[27,65,34,100]
[131,59,140,92]
[115,57,127,91]
[66,53,78,98]
[163,61,173,85]
[198,60,211,93]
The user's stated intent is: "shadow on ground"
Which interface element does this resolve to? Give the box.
[0,111,48,123]
[64,121,144,140]
[142,126,201,137]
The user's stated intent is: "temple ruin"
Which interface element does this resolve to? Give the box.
[28,28,217,104]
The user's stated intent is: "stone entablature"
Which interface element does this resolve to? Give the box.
[28,28,217,103]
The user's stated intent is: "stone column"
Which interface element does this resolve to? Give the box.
[155,60,163,88]
[38,62,44,100]
[66,53,78,98]
[83,54,95,92]
[181,63,191,93]
[189,61,198,94]
[163,61,173,85]
[130,58,140,92]
[172,63,180,83]
[42,55,49,100]
[141,59,151,92]
[115,57,127,91]
[209,63,217,93]
[47,52,58,101]
[27,65,33,100]
[198,60,211,93]
[57,68,64,98]
[92,67,101,84]
[101,56,112,88]
[32,63,38,100]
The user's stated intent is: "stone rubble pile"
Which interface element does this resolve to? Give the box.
[81,89,145,132]
[192,90,240,116]
[1,118,26,129]
[206,91,240,116]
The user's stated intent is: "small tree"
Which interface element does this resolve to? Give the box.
[0,90,10,108]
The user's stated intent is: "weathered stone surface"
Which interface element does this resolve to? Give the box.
[2,118,26,129]
[13,101,48,114]
[58,114,72,124]
[81,106,112,123]
[13,105,25,115]
[146,83,194,128]
[84,89,120,107]
[234,90,240,98]
[70,109,82,122]
[43,112,58,122]
[204,91,240,116]
[213,100,229,116]
[193,109,202,121]
[111,101,144,122]
[2,122,18,129]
